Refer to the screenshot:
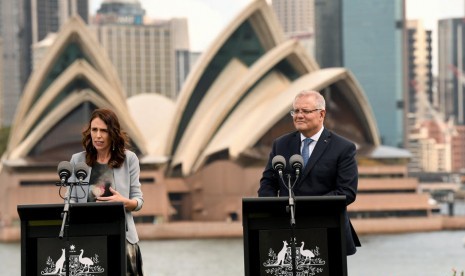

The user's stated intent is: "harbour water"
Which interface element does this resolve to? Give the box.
[2,230,465,275]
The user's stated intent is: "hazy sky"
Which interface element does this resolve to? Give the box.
[91,0,465,52]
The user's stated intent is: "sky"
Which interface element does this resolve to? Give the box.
[91,0,465,53]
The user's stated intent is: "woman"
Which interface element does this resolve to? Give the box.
[69,108,144,275]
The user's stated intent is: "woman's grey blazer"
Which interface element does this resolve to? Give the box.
[68,150,144,244]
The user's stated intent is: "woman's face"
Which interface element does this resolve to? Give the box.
[90,117,111,154]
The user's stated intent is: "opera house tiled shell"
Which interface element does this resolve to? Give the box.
[0,0,384,225]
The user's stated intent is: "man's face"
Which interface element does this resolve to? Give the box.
[292,95,325,137]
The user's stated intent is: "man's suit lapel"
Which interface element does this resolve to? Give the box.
[289,132,301,155]
[302,129,331,176]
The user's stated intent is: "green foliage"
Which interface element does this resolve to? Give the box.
[0,127,11,156]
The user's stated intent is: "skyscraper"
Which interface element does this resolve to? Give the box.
[172,18,191,93]
[91,0,189,98]
[32,0,89,43]
[271,0,315,55]
[0,37,3,127]
[315,0,407,148]
[91,20,178,98]
[438,18,465,125]
[94,0,145,25]
[405,20,439,173]
[406,20,433,116]
[314,0,343,68]
[439,18,465,173]
[0,0,89,126]
[0,0,26,126]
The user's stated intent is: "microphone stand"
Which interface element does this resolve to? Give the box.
[57,178,87,276]
[286,172,297,276]
[59,181,75,276]
[59,182,74,239]
[278,170,297,276]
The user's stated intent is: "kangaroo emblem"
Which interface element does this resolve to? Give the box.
[274,241,288,265]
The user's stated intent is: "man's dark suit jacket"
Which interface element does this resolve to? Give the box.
[258,128,361,255]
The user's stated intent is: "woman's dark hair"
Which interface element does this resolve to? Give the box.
[82,108,129,168]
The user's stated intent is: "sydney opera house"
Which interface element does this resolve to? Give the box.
[0,0,444,239]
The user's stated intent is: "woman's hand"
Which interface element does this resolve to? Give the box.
[96,187,138,211]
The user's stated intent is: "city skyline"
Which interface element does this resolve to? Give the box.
[407,0,463,74]
[90,0,465,53]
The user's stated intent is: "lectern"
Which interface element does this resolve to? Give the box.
[242,196,348,276]
[17,202,126,276]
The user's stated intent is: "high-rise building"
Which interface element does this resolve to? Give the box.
[189,52,202,70]
[407,119,453,173]
[314,0,343,68]
[405,20,443,173]
[406,20,433,116]
[91,0,190,98]
[30,0,89,57]
[0,0,26,126]
[315,0,407,148]
[406,20,465,174]
[94,0,145,25]
[0,37,3,127]
[271,0,315,55]
[60,0,89,24]
[0,0,88,126]
[438,18,465,125]
[89,24,175,98]
[32,0,89,43]
[33,1,189,99]
[452,125,465,172]
[272,0,314,34]
[91,20,178,98]
[171,18,191,93]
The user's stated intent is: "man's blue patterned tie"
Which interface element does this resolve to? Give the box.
[302,138,313,167]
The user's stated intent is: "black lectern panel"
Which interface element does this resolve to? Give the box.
[242,196,347,276]
[18,202,126,276]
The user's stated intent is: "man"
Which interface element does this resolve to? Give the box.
[258,90,361,255]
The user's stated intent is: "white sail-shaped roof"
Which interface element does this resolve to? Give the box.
[160,0,379,175]
[5,16,147,162]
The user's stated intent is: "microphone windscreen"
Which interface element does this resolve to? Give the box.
[57,161,72,178]
[74,162,89,179]
[272,155,286,171]
[289,154,304,169]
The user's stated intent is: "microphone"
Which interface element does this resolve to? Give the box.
[57,161,72,185]
[289,154,304,176]
[74,162,89,184]
[272,155,286,175]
